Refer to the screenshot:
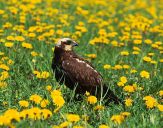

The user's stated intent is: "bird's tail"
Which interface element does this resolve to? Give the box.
[99,85,123,105]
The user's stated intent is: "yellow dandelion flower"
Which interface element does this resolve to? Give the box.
[1,57,9,61]
[28,107,41,120]
[151,44,158,49]
[144,39,152,44]
[159,90,163,97]
[123,65,130,69]
[86,54,97,59]
[132,51,140,55]
[117,81,124,87]
[113,65,122,70]
[148,53,154,56]
[120,51,129,56]
[0,115,11,126]
[40,71,50,79]
[140,70,150,79]
[33,71,50,79]
[0,52,4,56]
[144,100,157,109]
[0,9,5,15]
[155,41,162,45]
[66,114,80,122]
[4,22,12,28]
[19,109,29,119]
[51,89,62,96]
[159,59,163,63]
[108,32,117,37]
[0,81,7,88]
[133,39,142,44]
[56,29,63,35]
[89,40,95,45]
[31,51,38,56]
[94,105,105,111]
[4,42,14,48]
[33,70,40,75]
[158,46,163,50]
[123,85,136,93]
[19,100,29,107]
[99,124,109,128]
[4,109,20,122]
[87,95,97,104]
[120,112,131,117]
[111,40,118,46]
[103,64,111,69]
[52,95,65,107]
[28,33,36,38]
[29,94,42,104]
[0,71,9,81]
[0,39,5,43]
[22,42,33,49]
[157,104,163,112]
[111,115,124,124]
[6,36,15,41]
[143,96,157,109]
[15,36,25,42]
[124,98,133,107]
[150,60,157,64]
[130,69,137,73]
[7,59,14,65]
[143,56,152,62]
[133,46,141,51]
[120,76,127,84]
[41,109,52,119]
[46,85,52,91]
[36,73,41,78]
[59,121,70,128]
[0,64,10,71]
[40,99,49,108]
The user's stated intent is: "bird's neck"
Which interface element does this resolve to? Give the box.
[54,47,74,62]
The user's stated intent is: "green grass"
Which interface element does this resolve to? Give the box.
[0,0,163,128]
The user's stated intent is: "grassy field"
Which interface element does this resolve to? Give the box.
[0,0,163,127]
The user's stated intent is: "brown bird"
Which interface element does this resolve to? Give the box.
[52,38,121,104]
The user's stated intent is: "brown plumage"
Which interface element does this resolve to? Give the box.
[52,38,121,104]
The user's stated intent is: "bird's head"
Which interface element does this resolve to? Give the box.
[55,38,78,51]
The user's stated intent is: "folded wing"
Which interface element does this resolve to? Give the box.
[62,57,103,88]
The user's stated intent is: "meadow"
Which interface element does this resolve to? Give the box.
[0,0,163,128]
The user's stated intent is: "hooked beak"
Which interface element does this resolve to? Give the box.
[72,41,78,46]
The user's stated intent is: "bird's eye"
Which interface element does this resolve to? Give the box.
[65,40,72,45]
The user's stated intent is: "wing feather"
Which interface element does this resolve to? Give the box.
[62,58,103,87]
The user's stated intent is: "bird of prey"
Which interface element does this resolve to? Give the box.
[52,38,121,104]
